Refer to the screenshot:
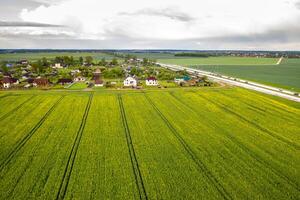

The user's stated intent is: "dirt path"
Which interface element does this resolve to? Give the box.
[276,57,284,65]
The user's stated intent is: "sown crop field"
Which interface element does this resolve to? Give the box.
[190,58,300,92]
[0,52,115,62]
[68,82,88,90]
[158,56,278,65]
[0,88,299,199]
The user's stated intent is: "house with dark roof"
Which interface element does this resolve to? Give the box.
[57,78,73,85]
[93,69,104,87]
[2,77,19,88]
[33,78,49,87]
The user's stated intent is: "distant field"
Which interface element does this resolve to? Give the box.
[159,57,300,92]
[190,58,300,92]
[0,88,299,199]
[158,56,278,65]
[0,52,115,62]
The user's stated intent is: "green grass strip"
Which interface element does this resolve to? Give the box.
[143,93,232,200]
[56,93,93,200]
[118,94,148,200]
[0,95,64,172]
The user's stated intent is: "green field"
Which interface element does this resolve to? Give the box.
[158,58,300,92]
[68,82,88,90]
[0,88,299,199]
[158,56,278,65]
[0,52,115,62]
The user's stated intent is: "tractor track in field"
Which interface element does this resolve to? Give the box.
[219,91,299,118]
[117,94,148,200]
[0,95,35,121]
[0,94,13,99]
[56,93,93,200]
[195,92,300,151]
[0,95,64,172]
[143,93,232,200]
[169,92,300,192]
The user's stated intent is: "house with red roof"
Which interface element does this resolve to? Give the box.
[146,77,158,86]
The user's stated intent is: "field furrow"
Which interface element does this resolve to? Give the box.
[0,96,64,171]
[168,91,300,191]
[56,93,93,200]
[121,93,223,199]
[0,94,88,200]
[118,94,148,200]
[0,89,299,200]
[0,95,34,121]
[64,93,140,199]
[0,95,62,162]
[196,90,300,148]
[146,91,300,199]
[144,93,232,200]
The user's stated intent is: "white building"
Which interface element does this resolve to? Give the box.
[74,76,86,82]
[52,63,63,69]
[146,77,158,86]
[124,77,137,87]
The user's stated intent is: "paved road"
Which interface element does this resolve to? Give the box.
[157,63,300,103]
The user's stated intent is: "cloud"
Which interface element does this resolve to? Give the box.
[1,0,300,50]
[296,0,300,9]
[0,20,65,27]
[119,7,195,22]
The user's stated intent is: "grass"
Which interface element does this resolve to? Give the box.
[159,58,300,92]
[158,56,278,65]
[68,82,88,90]
[0,88,299,199]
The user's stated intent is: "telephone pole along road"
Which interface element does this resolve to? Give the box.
[157,63,300,103]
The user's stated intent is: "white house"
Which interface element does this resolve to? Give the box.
[124,77,137,87]
[74,76,86,82]
[146,77,158,86]
[52,63,63,69]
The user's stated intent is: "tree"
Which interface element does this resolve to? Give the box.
[111,58,118,66]
[79,56,84,65]
[99,58,107,66]
[0,62,9,74]
[42,57,49,67]
[85,56,93,65]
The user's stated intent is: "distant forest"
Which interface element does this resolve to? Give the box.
[174,53,214,57]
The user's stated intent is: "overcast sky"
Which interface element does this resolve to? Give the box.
[0,0,300,50]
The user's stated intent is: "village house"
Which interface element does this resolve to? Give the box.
[33,78,49,87]
[17,59,28,66]
[174,75,191,84]
[2,77,19,88]
[93,68,104,87]
[95,79,104,87]
[57,78,73,85]
[52,63,63,69]
[146,77,158,86]
[73,76,86,82]
[124,76,137,87]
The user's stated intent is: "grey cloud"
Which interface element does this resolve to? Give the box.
[0,21,65,27]
[296,1,300,9]
[196,24,300,44]
[120,8,195,22]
